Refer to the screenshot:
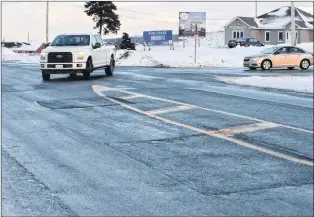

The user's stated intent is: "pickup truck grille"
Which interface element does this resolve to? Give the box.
[48,52,73,63]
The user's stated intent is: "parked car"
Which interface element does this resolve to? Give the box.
[243,46,314,70]
[228,37,264,48]
[40,33,116,80]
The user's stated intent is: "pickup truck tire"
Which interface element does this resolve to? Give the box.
[42,71,50,81]
[105,56,115,76]
[83,59,93,80]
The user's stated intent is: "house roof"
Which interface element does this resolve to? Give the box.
[226,6,313,30]
[238,17,258,27]
[295,20,310,28]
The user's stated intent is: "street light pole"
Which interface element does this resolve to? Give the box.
[46,1,49,44]
[291,1,296,46]
[194,24,198,64]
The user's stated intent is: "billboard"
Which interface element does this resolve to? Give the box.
[179,12,206,37]
[143,30,173,46]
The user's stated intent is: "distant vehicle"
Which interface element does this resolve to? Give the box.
[228,37,264,48]
[243,46,314,70]
[40,33,116,80]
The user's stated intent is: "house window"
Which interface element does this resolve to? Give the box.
[265,31,270,42]
[278,31,283,42]
[232,30,244,39]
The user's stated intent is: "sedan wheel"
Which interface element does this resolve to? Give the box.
[261,60,271,70]
[300,59,310,70]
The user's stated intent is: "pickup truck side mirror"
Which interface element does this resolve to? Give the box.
[94,42,101,49]
[274,51,279,55]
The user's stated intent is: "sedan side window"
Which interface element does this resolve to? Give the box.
[290,47,305,54]
[276,47,289,54]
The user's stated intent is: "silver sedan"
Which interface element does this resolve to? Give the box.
[243,46,314,70]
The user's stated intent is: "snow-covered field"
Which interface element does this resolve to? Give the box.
[2,31,313,68]
[2,47,39,63]
[216,76,313,93]
[116,31,313,68]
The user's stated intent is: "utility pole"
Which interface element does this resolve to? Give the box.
[194,24,198,64]
[255,1,257,18]
[291,1,296,45]
[46,1,49,44]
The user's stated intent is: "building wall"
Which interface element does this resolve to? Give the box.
[250,30,261,41]
[257,29,287,45]
[224,18,251,45]
[298,29,314,43]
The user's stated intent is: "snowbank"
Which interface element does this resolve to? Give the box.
[2,47,17,56]
[216,76,313,93]
[2,47,39,63]
[116,41,314,68]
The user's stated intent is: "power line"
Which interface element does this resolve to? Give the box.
[117,7,233,20]
[73,3,232,21]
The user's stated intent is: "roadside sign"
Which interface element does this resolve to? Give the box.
[143,30,173,46]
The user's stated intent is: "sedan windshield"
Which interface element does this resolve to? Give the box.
[261,47,278,54]
[50,35,90,46]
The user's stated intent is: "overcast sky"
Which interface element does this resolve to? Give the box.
[1,1,313,42]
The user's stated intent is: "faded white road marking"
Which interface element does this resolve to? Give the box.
[208,122,280,136]
[94,85,313,134]
[146,105,195,115]
[120,94,144,100]
[92,85,313,167]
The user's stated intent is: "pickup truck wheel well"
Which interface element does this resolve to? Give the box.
[87,56,93,66]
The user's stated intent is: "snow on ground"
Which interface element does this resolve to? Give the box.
[216,75,313,93]
[1,47,40,63]
[1,32,313,68]
[116,39,314,68]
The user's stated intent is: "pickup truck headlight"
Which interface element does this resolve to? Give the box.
[40,52,47,61]
[74,52,85,61]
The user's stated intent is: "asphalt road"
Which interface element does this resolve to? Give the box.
[2,63,313,216]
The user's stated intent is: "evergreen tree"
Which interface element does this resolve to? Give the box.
[84,1,121,35]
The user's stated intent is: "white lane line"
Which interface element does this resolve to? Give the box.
[91,85,313,134]
[146,105,195,115]
[92,85,313,167]
[208,122,280,136]
[120,94,144,100]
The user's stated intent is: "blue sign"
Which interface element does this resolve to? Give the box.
[143,30,173,46]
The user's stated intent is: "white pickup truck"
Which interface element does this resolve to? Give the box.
[40,33,116,80]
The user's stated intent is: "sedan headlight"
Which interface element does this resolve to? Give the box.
[251,57,260,62]
[75,52,85,61]
[40,52,47,61]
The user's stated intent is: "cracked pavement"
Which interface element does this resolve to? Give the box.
[1,64,313,216]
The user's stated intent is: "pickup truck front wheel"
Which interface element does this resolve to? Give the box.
[42,71,50,81]
[83,59,93,80]
[105,56,115,76]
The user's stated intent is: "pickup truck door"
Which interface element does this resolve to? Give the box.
[90,35,102,67]
[94,35,107,66]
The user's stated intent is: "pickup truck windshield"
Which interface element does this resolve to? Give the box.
[50,35,90,46]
